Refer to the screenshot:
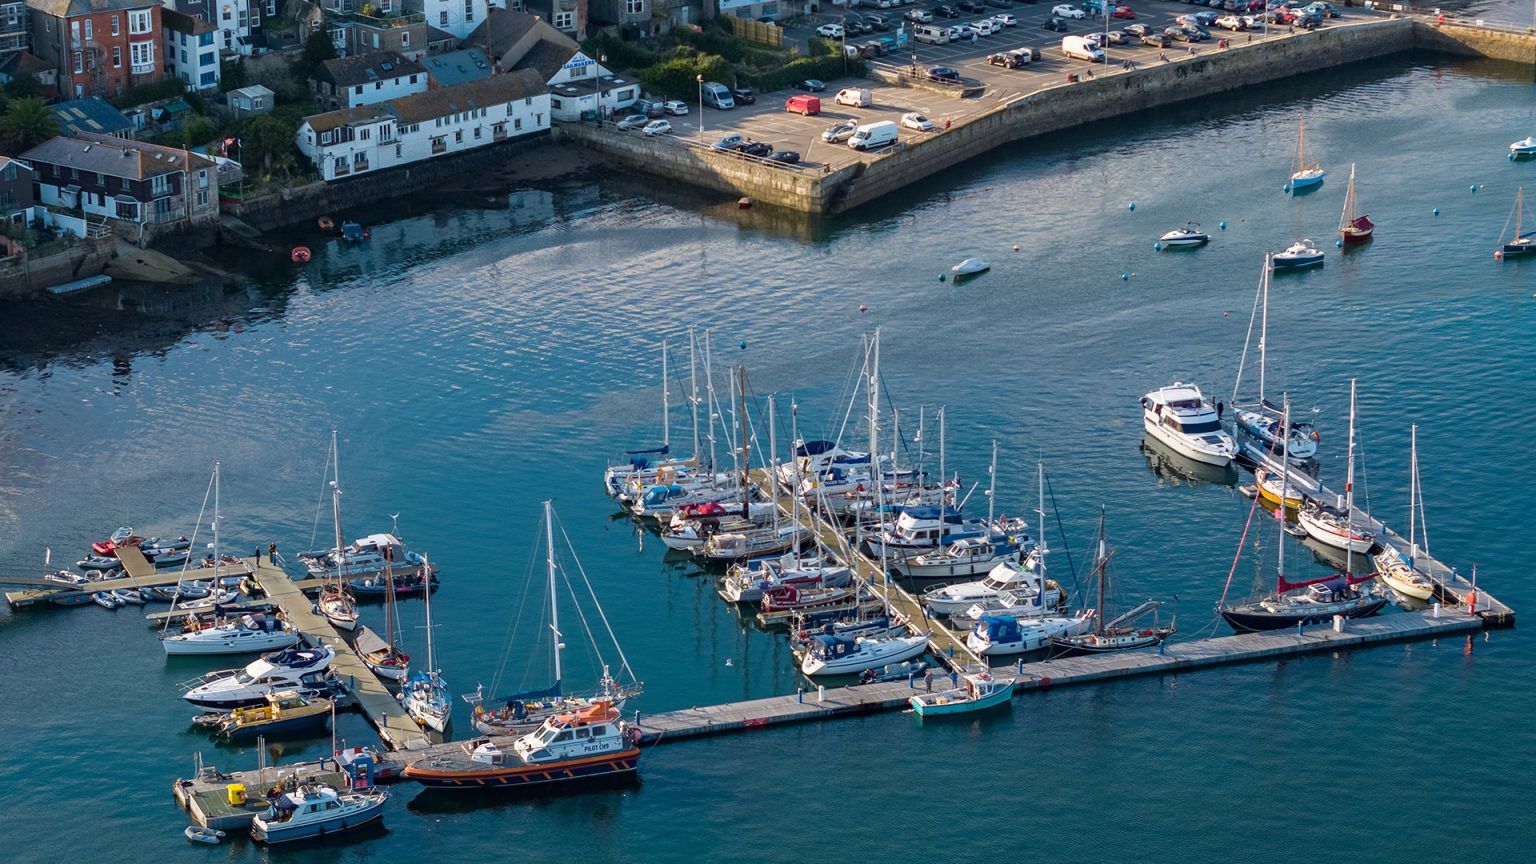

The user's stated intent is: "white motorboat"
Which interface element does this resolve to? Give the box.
[1141,382,1236,467]
[1511,136,1536,156]
[864,505,1006,561]
[893,535,1022,579]
[719,555,850,603]
[181,645,337,709]
[921,554,1049,616]
[776,439,873,488]
[251,783,388,844]
[965,611,1094,656]
[800,632,930,676]
[951,258,990,276]
[297,532,432,581]
[1158,223,1210,247]
[162,613,300,656]
[1272,240,1324,269]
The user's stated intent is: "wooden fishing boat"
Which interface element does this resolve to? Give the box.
[1338,163,1374,245]
[910,670,1013,717]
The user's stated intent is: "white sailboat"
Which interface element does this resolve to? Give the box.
[400,553,450,731]
[317,432,359,632]
[1231,256,1319,465]
[1287,116,1324,190]
[357,548,410,682]
[1298,380,1376,555]
[1374,425,1437,601]
[471,500,642,735]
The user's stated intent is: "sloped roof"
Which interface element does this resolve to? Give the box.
[465,9,576,62]
[423,49,494,88]
[314,51,426,88]
[517,39,576,83]
[301,70,549,134]
[22,132,213,180]
[49,97,132,137]
[26,0,154,18]
[0,51,55,79]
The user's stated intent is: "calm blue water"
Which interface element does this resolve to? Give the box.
[2,53,1534,862]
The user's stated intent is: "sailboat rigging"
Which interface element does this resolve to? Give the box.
[1230,256,1319,466]
[1288,116,1325,191]
[401,552,450,732]
[1498,186,1536,259]
[1338,163,1374,245]
[1048,508,1174,655]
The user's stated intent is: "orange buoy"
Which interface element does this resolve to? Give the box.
[318,216,335,231]
[738,197,752,209]
[291,246,312,264]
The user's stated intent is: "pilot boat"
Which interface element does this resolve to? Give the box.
[404,700,639,790]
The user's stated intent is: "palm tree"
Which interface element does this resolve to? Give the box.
[0,97,59,152]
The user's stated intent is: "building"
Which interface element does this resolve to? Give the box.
[421,46,490,87]
[544,51,638,121]
[312,50,428,109]
[0,1,29,54]
[464,9,574,75]
[48,96,134,138]
[325,10,456,62]
[296,68,548,182]
[22,131,218,238]
[0,156,36,224]
[0,51,57,90]
[406,0,488,41]
[26,0,165,99]
[225,83,272,118]
[586,0,646,32]
[522,0,584,39]
[172,0,263,57]
[163,8,219,91]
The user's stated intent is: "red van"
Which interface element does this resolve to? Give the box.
[784,95,821,116]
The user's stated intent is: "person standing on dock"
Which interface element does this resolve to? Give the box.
[268,542,277,562]
[924,670,934,693]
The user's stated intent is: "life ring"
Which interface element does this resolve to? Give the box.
[291,246,312,264]
[628,726,644,745]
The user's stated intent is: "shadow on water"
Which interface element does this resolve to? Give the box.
[405,773,641,815]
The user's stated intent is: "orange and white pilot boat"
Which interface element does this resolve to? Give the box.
[402,700,639,790]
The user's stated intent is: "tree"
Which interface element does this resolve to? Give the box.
[238,114,299,177]
[2,73,40,100]
[0,97,59,152]
[300,29,338,75]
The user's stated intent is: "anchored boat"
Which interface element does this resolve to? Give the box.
[910,670,1014,717]
[1141,382,1236,467]
[1158,223,1210,248]
[405,700,639,790]
[250,783,388,844]
[1338,163,1374,245]
[1048,509,1174,655]
[1287,116,1325,190]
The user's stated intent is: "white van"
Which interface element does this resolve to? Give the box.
[700,81,735,109]
[1061,35,1105,62]
[848,120,899,151]
[913,24,950,44]
[835,87,873,108]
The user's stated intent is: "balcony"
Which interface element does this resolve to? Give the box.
[352,158,369,172]
[430,139,446,155]
[345,10,424,28]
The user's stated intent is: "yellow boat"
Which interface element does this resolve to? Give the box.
[212,691,333,740]
[1256,470,1308,510]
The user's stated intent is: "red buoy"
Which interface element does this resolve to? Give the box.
[291,246,312,264]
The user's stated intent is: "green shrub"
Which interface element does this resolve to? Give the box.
[639,51,735,101]
[745,56,863,93]
[109,79,188,109]
[583,35,659,73]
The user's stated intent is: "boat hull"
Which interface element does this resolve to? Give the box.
[221,710,330,740]
[1221,597,1387,633]
[910,680,1014,716]
[163,631,300,655]
[251,804,385,844]
[1340,227,1373,245]
[405,749,640,789]
[1142,414,1233,467]
[1272,254,1324,269]
[1296,508,1374,554]
[1379,570,1435,601]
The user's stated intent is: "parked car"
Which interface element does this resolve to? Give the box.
[865,14,892,30]
[906,8,934,21]
[795,79,827,92]
[616,114,650,131]
[1083,31,1108,46]
[1043,16,1070,30]
[861,40,887,57]
[986,0,1015,7]
[1112,5,1136,19]
[968,19,997,36]
[1164,25,1193,41]
[733,87,756,105]
[822,122,860,143]
[946,24,969,41]
[988,51,1024,67]
[932,4,960,18]
[994,13,1017,26]
[1125,22,1151,36]
[1194,10,1219,24]
[901,112,937,132]
[927,65,961,81]
[1106,29,1129,43]
[766,151,801,164]
[711,134,746,150]
[736,141,773,157]
[847,17,871,34]
[1184,24,1211,39]
[1141,32,1169,46]
[816,23,845,38]
[1082,0,1106,12]
[1216,14,1245,28]
[957,0,986,11]
[663,100,689,115]
[1307,2,1340,17]
[1052,3,1086,18]
[758,15,777,24]
[785,94,822,115]
[642,119,672,136]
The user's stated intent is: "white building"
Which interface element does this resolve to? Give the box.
[205,0,262,56]
[410,0,490,41]
[297,69,550,183]
[311,51,429,110]
[545,52,640,122]
[163,9,221,91]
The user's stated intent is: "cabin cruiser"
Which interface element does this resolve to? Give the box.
[1141,382,1236,467]
[718,554,850,603]
[1272,240,1325,269]
[965,611,1094,656]
[297,533,432,581]
[251,783,388,843]
[1232,402,1319,462]
[181,645,337,709]
[162,613,299,656]
[894,534,1026,580]
[1159,224,1210,247]
[405,701,639,789]
[864,506,1018,561]
[921,555,1055,615]
[1511,136,1536,157]
[800,632,929,676]
[776,439,872,488]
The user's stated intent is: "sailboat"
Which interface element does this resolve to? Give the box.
[603,334,703,498]
[469,500,642,736]
[1298,380,1376,554]
[698,367,805,563]
[356,547,410,683]
[1048,509,1174,655]
[317,432,359,632]
[1374,425,1437,601]
[1338,163,1374,245]
[400,553,450,732]
[1230,256,1319,465]
[892,441,1025,579]
[1220,397,1385,633]
[1287,117,1325,191]
[1498,186,1536,259]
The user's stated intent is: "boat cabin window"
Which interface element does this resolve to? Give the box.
[1177,418,1222,434]
[555,730,574,742]
[575,728,591,739]
[326,801,339,809]
[590,725,607,736]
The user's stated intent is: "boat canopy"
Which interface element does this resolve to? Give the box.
[974,616,1021,641]
[625,445,670,456]
[497,681,563,707]
[796,440,839,457]
[809,634,856,659]
[898,506,965,524]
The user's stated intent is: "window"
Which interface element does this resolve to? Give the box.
[554,10,573,29]
[266,0,276,14]
[625,0,642,12]
[70,21,78,42]
[569,64,586,78]
[454,130,462,143]
[198,170,208,189]
[130,40,154,73]
[394,143,401,157]
[374,81,381,90]
[151,175,170,196]
[464,0,473,21]
[120,177,130,191]
[113,46,121,68]
[513,117,521,131]
[87,52,94,71]
[409,74,417,84]
[354,85,363,95]
[72,51,82,74]
[400,31,409,48]
[196,189,208,207]
[95,172,104,185]
[372,33,379,48]
[320,130,333,145]
[200,51,216,67]
[83,20,92,40]
[111,15,119,35]
[439,10,448,26]
[201,71,217,86]
[128,9,151,35]
[222,5,231,20]
[473,126,481,139]
[430,136,445,153]
[360,127,369,140]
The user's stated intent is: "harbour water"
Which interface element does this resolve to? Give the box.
[2,53,1534,861]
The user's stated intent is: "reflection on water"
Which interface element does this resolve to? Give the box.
[1140,435,1239,488]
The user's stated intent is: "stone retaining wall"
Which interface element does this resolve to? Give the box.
[0,235,115,299]
[1411,18,1536,63]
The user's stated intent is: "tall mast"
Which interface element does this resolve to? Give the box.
[1036,460,1046,620]
[422,552,436,676]
[1258,262,1270,409]
[738,365,749,518]
[1277,396,1290,590]
[689,326,701,464]
[661,337,670,454]
[1408,423,1419,565]
[330,430,344,587]
[1095,508,1107,636]
[1339,163,1356,231]
[938,406,947,503]
[384,544,396,653]
[1344,379,1357,577]
[868,329,887,617]
[768,393,778,531]
[212,460,221,584]
[545,500,561,687]
[704,330,718,478]
[986,440,997,527]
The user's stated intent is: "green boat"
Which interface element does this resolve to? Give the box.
[909,671,1014,717]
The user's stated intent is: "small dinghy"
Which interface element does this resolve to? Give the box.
[184,826,226,845]
[1272,240,1324,270]
[91,591,124,609]
[1158,223,1210,248]
[950,258,990,276]
[1511,136,1536,157]
[112,588,146,605]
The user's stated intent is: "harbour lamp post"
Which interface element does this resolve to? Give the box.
[595,53,606,123]
[697,73,704,142]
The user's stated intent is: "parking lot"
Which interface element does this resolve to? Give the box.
[622,0,1381,170]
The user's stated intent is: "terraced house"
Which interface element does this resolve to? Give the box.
[21,132,218,241]
[26,0,163,99]
[296,69,549,182]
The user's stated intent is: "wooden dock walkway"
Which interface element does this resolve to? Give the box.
[636,607,1482,744]
[250,559,433,751]
[3,546,247,608]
